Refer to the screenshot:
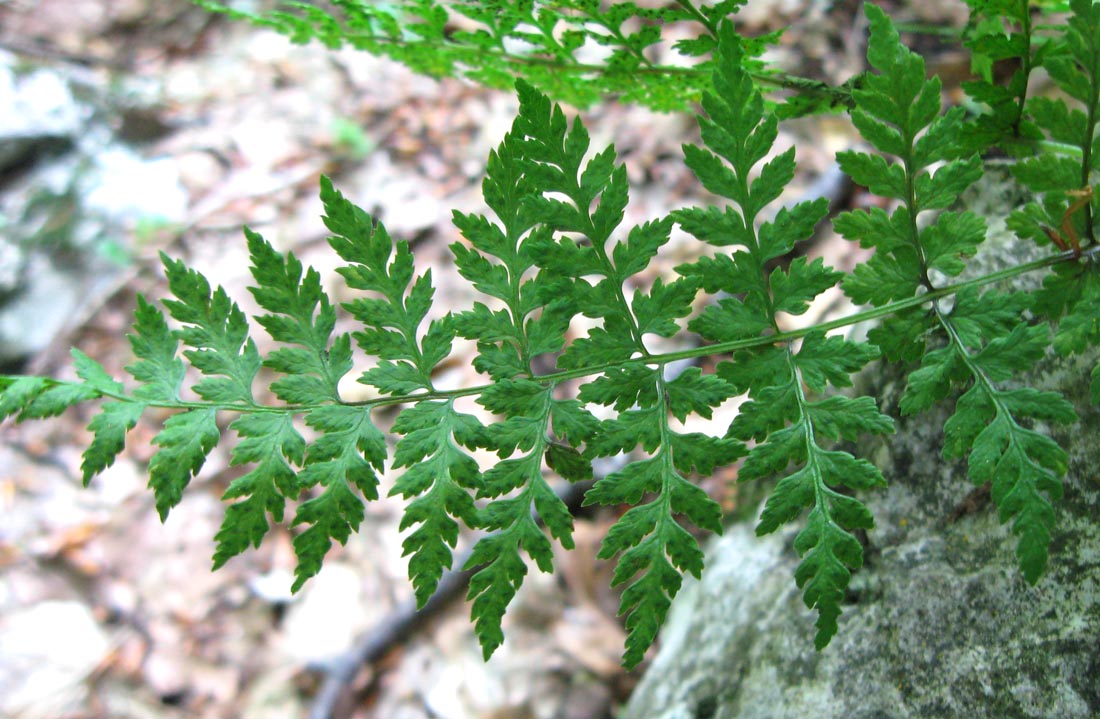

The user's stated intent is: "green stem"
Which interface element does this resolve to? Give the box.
[19,246,1089,417]
[674,0,718,36]
[930,299,1026,460]
[1011,0,1034,139]
[1079,54,1098,246]
[785,349,832,524]
[349,31,844,103]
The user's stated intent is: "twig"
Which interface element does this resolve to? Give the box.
[306,479,596,719]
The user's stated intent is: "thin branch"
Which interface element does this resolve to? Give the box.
[305,479,597,719]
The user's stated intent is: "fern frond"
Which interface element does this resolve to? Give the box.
[318,177,490,602]
[839,3,1078,586]
[2,0,1098,672]
[1007,0,1100,401]
[187,0,852,113]
[325,177,453,395]
[444,83,602,656]
[958,0,1058,155]
[448,75,738,665]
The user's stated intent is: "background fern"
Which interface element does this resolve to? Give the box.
[1,0,1098,670]
[190,0,858,114]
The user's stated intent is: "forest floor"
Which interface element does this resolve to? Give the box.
[0,1,972,717]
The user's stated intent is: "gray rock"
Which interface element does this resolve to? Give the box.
[0,55,87,174]
[622,167,1100,719]
[0,52,187,363]
[0,600,111,718]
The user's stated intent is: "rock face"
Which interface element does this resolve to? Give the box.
[0,52,187,366]
[621,168,1100,719]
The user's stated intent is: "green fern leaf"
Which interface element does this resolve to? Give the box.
[325,176,452,395]
[19,383,100,420]
[246,228,352,403]
[0,354,107,424]
[126,295,185,402]
[1039,266,1100,349]
[944,382,1073,582]
[391,400,483,606]
[160,253,262,405]
[235,226,382,586]
[610,516,697,668]
[81,401,143,485]
[0,377,50,420]
[841,2,1080,589]
[957,0,1052,154]
[148,409,220,520]
[212,413,305,569]
[2,0,1098,671]
[793,503,868,649]
[794,333,880,392]
[1012,0,1100,403]
[192,0,797,113]
[493,75,742,665]
[465,524,541,659]
[290,404,386,591]
[676,19,891,650]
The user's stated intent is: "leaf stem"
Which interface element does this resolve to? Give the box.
[12,246,1089,417]
[674,0,719,36]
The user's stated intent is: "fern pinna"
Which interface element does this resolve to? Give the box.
[1,2,1098,668]
[834,2,1082,585]
[674,25,894,651]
